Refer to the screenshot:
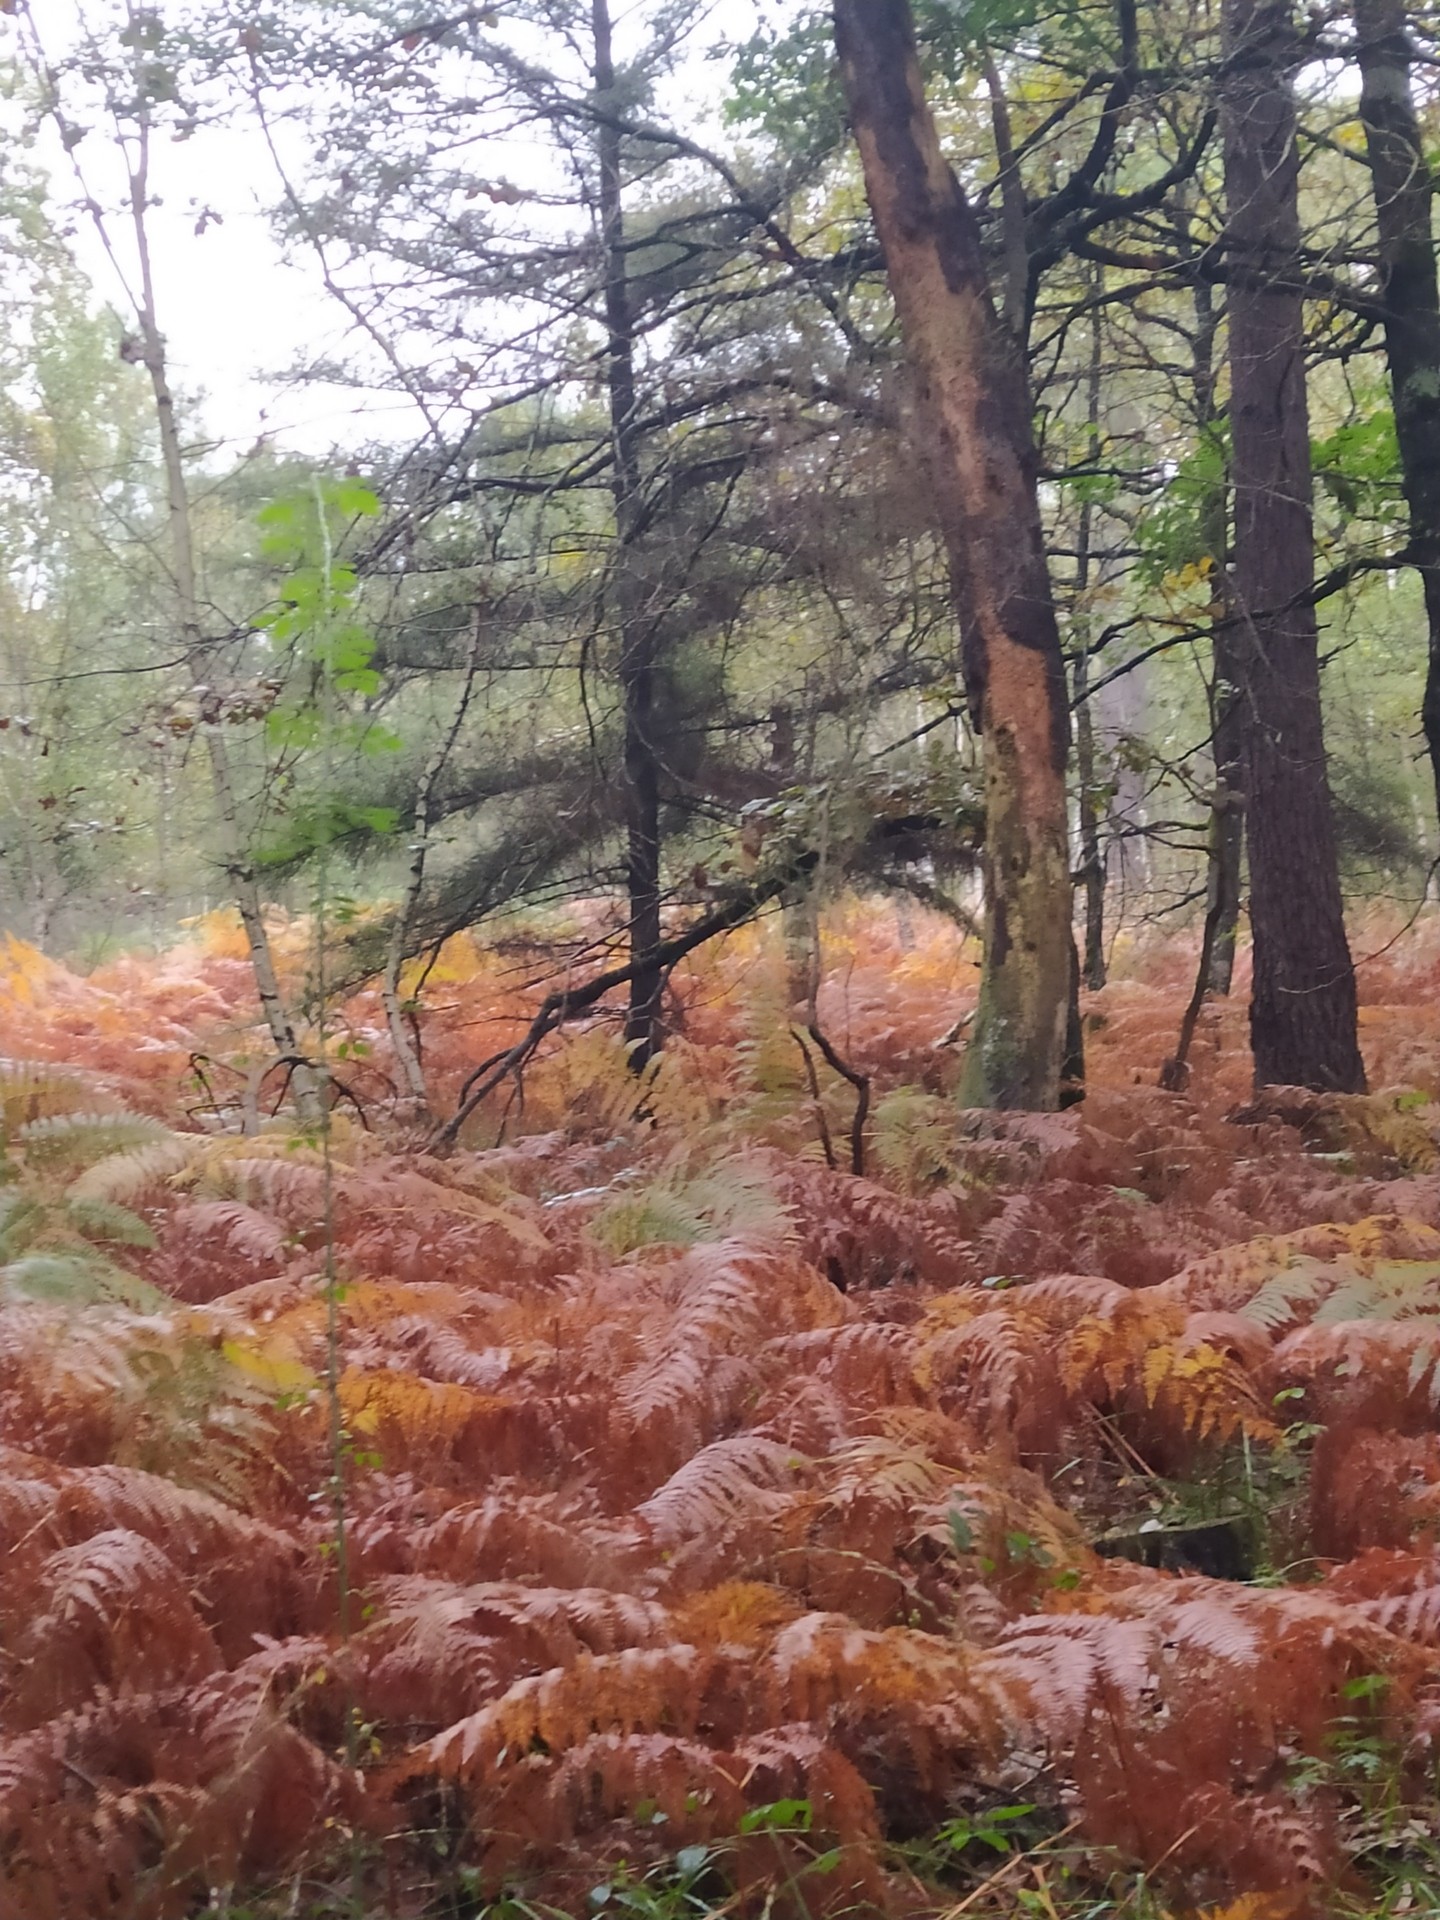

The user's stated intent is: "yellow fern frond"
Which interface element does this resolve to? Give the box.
[339,1368,485,1446]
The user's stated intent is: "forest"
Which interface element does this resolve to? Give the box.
[8,0,1440,1914]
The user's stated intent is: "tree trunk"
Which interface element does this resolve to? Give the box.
[381,606,486,1121]
[593,0,663,1070]
[1189,267,1245,997]
[833,0,1075,1110]
[125,62,322,1125]
[1072,650,1107,991]
[1221,0,1365,1092]
[1355,0,1440,832]
[1073,280,1108,992]
[1206,675,1245,996]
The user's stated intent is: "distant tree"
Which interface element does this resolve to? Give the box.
[1355,0,1440,837]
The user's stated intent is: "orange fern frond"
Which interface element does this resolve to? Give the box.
[9,1528,219,1722]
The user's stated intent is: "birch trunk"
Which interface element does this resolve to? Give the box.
[126,64,320,1123]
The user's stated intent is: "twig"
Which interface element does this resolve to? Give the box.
[805,1019,870,1178]
[791,1028,837,1170]
[430,857,820,1149]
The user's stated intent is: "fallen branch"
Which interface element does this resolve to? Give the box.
[430,855,819,1150]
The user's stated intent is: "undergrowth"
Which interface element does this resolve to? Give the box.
[5,908,1440,1916]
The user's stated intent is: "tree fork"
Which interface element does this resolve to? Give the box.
[833,0,1076,1109]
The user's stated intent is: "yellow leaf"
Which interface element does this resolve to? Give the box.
[1191,1895,1303,1920]
[222,1336,316,1396]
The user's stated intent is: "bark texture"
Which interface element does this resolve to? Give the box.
[834,0,1075,1109]
[594,0,663,1068]
[1221,0,1365,1091]
[1355,0,1440,831]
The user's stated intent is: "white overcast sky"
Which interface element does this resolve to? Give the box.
[12,0,777,458]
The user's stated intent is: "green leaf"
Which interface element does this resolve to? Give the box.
[738,1798,813,1834]
[947,1506,975,1555]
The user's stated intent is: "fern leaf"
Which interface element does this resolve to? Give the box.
[12,1527,219,1721]
[20,1109,172,1165]
[422,1644,721,1781]
[0,1251,165,1310]
[637,1435,805,1549]
[62,1195,157,1247]
[68,1132,194,1202]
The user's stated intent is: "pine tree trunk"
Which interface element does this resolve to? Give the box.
[593,0,663,1068]
[1221,0,1365,1091]
[833,0,1075,1110]
[1355,0,1440,832]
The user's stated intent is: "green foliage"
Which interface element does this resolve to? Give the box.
[252,478,402,864]
[1134,428,1228,587]
[1312,409,1401,520]
[592,1159,791,1256]
[872,1087,964,1194]
[255,799,401,867]
[727,0,1109,157]
[257,479,388,711]
[726,15,843,156]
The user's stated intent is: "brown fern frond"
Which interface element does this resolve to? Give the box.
[420,1644,727,1782]
[529,1729,747,1845]
[764,1611,996,1741]
[611,1242,838,1479]
[1307,1425,1440,1557]
[1275,1320,1440,1428]
[763,1153,978,1289]
[186,1150,331,1224]
[1325,1548,1440,1643]
[0,1662,356,1916]
[761,1323,918,1416]
[915,1302,1068,1453]
[637,1435,808,1550]
[10,1528,219,1722]
[1165,1215,1440,1318]
[1233,1086,1438,1176]
[404,1493,646,1592]
[457,1731,749,1886]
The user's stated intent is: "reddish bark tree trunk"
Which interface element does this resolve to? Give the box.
[833,0,1075,1109]
[1221,0,1365,1091]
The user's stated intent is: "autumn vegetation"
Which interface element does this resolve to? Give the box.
[12,0,1440,1914]
[0,907,1437,1918]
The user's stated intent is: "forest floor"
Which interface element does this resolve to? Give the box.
[3,903,1440,1919]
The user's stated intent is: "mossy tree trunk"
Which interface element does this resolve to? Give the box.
[833,0,1075,1110]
